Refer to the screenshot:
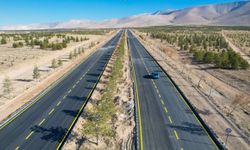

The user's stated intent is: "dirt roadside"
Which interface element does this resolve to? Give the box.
[0,31,117,124]
[63,32,134,150]
[132,30,250,150]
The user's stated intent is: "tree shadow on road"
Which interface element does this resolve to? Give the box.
[62,109,79,117]
[168,122,206,136]
[185,108,213,116]
[31,125,67,142]
[86,79,98,83]
[67,95,86,101]
[87,73,99,77]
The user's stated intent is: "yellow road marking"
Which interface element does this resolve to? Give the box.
[168,116,173,124]
[15,146,19,150]
[49,108,55,115]
[38,118,46,126]
[174,130,179,140]
[130,42,144,150]
[133,65,144,150]
[164,107,168,113]
[159,94,162,98]
[25,131,34,140]
[161,99,164,105]
[181,147,184,150]
[57,101,62,106]
[156,89,159,94]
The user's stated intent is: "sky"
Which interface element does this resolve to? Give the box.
[0,0,242,26]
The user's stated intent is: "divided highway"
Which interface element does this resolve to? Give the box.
[0,31,122,150]
[128,30,218,150]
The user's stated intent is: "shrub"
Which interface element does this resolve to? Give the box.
[193,51,205,62]
[1,38,7,44]
[12,42,23,48]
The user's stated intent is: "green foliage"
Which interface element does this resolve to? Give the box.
[193,50,249,69]
[12,42,24,48]
[58,59,63,66]
[225,31,250,51]
[203,51,215,63]
[51,43,64,50]
[141,27,249,70]
[1,37,7,44]
[3,77,12,96]
[51,59,57,68]
[76,37,79,42]
[193,51,205,62]
[69,52,73,59]
[33,66,40,79]
[73,49,78,57]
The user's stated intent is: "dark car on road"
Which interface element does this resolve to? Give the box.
[151,71,160,79]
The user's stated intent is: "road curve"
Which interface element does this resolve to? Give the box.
[0,31,122,150]
[128,30,218,150]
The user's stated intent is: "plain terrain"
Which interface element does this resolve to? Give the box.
[0,29,115,122]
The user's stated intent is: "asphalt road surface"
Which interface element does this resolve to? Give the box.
[0,31,122,150]
[128,30,218,150]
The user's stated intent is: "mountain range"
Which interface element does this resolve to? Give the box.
[1,0,249,30]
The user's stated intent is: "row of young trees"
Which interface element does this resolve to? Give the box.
[1,33,88,50]
[193,50,249,69]
[225,31,250,48]
[151,31,229,52]
[33,47,85,80]
[69,47,85,59]
[82,34,125,145]
[148,30,249,69]
[1,46,86,98]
